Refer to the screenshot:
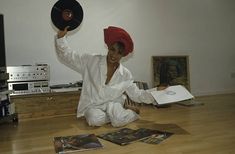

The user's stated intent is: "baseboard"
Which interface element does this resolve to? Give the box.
[193,89,235,97]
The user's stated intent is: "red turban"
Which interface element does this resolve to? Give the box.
[104,26,134,56]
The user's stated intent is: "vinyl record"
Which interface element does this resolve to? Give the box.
[51,0,83,31]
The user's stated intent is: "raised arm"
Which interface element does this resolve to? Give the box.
[55,27,85,74]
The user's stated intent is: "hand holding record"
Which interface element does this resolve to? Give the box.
[51,0,83,31]
[57,26,69,38]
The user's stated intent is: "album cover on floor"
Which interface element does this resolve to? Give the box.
[140,131,173,144]
[98,128,171,146]
[53,134,103,153]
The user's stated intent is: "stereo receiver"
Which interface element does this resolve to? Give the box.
[7,64,49,82]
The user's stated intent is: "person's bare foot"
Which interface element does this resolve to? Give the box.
[124,101,140,114]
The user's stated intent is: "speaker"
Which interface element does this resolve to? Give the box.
[0,14,6,67]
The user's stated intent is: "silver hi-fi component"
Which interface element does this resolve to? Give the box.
[8,81,50,95]
[7,64,49,82]
[6,64,50,95]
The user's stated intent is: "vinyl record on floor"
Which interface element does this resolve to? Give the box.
[51,0,83,31]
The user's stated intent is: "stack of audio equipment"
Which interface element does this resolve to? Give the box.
[7,64,50,95]
[0,67,14,120]
[0,68,8,92]
[0,14,18,123]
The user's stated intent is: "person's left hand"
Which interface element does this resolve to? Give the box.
[157,85,168,91]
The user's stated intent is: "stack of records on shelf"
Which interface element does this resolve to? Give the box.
[0,91,15,119]
[0,68,10,118]
[0,68,8,92]
[50,81,83,92]
[134,81,149,90]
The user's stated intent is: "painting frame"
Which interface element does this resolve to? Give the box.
[152,55,190,90]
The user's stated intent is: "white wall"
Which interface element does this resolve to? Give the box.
[0,0,235,96]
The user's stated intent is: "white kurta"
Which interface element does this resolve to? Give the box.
[55,36,155,126]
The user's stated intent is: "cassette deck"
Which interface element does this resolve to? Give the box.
[7,64,50,95]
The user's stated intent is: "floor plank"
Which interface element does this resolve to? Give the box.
[0,93,235,154]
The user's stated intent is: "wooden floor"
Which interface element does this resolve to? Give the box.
[1,93,235,154]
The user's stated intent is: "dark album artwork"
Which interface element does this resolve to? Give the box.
[53,134,103,153]
[152,56,190,90]
[98,128,173,146]
[140,131,173,144]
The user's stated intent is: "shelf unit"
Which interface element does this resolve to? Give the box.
[0,68,18,124]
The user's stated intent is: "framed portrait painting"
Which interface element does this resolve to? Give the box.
[152,56,190,90]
